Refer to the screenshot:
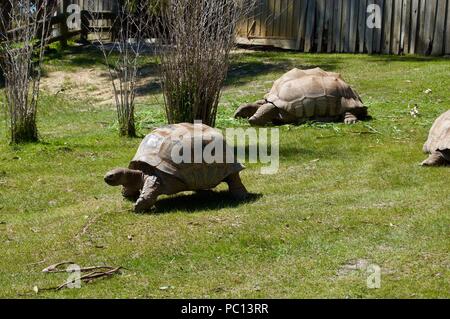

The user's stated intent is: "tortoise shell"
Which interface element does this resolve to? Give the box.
[423,110,450,161]
[129,123,244,190]
[265,67,366,119]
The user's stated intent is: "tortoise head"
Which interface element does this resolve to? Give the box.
[104,168,144,187]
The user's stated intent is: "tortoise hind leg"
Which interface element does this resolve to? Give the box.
[134,176,162,213]
[421,152,447,166]
[234,100,266,119]
[225,173,248,200]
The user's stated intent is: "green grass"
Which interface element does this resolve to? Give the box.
[0,50,449,298]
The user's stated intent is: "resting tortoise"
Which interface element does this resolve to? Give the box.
[235,67,368,126]
[422,110,450,166]
[104,123,248,212]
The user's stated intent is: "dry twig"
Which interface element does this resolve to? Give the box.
[39,262,123,292]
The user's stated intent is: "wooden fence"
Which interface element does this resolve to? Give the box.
[56,0,117,43]
[237,0,450,55]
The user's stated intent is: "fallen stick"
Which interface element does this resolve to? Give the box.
[56,267,123,291]
[43,262,117,273]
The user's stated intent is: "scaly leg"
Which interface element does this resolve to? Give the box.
[134,175,162,213]
[248,103,279,126]
[234,100,266,119]
[122,187,140,201]
[421,152,446,166]
[225,173,248,200]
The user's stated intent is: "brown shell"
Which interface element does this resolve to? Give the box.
[423,110,450,156]
[264,68,366,118]
[129,123,244,190]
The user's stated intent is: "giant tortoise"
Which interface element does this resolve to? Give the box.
[104,123,248,212]
[235,67,368,126]
[422,110,450,166]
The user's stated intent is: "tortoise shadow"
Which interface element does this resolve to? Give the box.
[153,190,262,214]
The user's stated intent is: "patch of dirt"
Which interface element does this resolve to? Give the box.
[41,67,160,106]
[39,48,255,106]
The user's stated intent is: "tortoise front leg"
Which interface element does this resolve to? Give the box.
[343,112,358,124]
[134,175,162,213]
[122,187,140,202]
[225,173,248,200]
[248,103,279,126]
[234,100,266,119]
[421,152,447,166]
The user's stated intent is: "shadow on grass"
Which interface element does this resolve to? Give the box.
[153,190,262,214]
[44,45,105,67]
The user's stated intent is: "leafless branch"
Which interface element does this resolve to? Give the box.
[0,0,57,143]
[87,0,153,137]
[152,0,255,126]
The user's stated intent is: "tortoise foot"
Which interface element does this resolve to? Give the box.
[344,112,358,125]
[134,198,156,213]
[230,188,248,200]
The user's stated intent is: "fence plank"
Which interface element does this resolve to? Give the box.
[401,0,412,53]
[391,0,403,54]
[410,0,420,53]
[417,0,427,54]
[286,0,294,38]
[282,0,288,37]
[446,0,450,54]
[316,0,326,52]
[358,0,368,52]
[333,0,343,52]
[340,0,350,52]
[373,0,384,52]
[304,0,316,52]
[432,0,447,55]
[326,0,335,52]
[423,0,438,54]
[366,0,375,53]
[274,0,281,37]
[349,0,359,52]
[266,0,274,37]
[296,0,309,50]
[382,0,393,54]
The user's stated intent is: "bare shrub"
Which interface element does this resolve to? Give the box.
[87,0,152,137]
[0,0,56,143]
[153,0,254,126]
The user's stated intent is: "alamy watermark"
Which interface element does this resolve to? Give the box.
[66,4,82,30]
[367,4,382,29]
[367,264,382,289]
[145,121,280,175]
[66,264,82,289]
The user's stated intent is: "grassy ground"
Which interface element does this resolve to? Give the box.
[0,47,449,298]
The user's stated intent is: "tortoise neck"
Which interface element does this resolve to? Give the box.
[124,169,145,189]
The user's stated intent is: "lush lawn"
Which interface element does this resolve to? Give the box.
[0,48,449,298]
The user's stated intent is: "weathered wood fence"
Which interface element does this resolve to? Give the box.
[237,0,450,55]
[56,0,118,44]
